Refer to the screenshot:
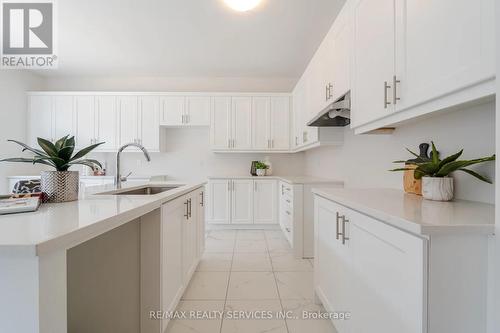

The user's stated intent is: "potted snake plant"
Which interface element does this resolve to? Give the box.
[1,136,104,203]
[391,142,495,201]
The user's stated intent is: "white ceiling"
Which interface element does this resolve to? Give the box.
[43,0,345,78]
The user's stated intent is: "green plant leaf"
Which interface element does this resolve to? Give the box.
[405,148,421,160]
[430,141,439,165]
[436,155,495,177]
[37,137,59,157]
[415,162,440,177]
[458,168,492,184]
[0,157,55,168]
[388,168,415,172]
[438,149,463,169]
[414,169,426,179]
[58,146,74,161]
[63,136,75,148]
[70,142,105,161]
[7,139,47,156]
[68,160,100,170]
[54,135,69,150]
[66,158,102,168]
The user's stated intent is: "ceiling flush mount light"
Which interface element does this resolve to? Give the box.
[223,0,262,12]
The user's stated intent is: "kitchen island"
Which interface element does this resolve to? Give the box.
[0,181,206,333]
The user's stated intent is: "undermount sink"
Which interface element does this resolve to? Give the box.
[105,185,183,195]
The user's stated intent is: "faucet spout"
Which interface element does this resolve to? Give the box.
[115,142,152,188]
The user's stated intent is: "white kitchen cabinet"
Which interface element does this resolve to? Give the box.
[160,96,185,126]
[28,95,53,145]
[118,96,139,146]
[251,96,290,151]
[207,178,279,225]
[351,0,395,127]
[161,96,211,127]
[330,5,351,102]
[197,189,206,257]
[252,97,271,150]
[394,0,495,113]
[182,193,198,283]
[315,197,351,333]
[231,179,254,224]
[231,97,252,150]
[95,96,118,151]
[349,209,424,333]
[315,195,424,333]
[53,96,75,140]
[253,179,277,224]
[160,197,185,329]
[207,178,231,224]
[118,96,159,151]
[269,97,290,150]
[186,96,211,126]
[350,0,495,133]
[210,97,232,150]
[75,96,96,148]
[138,96,160,151]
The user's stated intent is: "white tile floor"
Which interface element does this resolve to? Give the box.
[167,229,337,333]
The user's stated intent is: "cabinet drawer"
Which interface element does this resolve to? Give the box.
[279,181,293,199]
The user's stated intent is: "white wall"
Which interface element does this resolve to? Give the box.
[0,71,46,191]
[43,76,296,92]
[91,128,304,181]
[304,102,496,204]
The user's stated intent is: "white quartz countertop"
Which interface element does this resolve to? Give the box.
[208,175,343,185]
[312,188,495,236]
[0,181,205,255]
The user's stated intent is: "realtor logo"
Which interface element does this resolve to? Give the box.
[1,0,57,68]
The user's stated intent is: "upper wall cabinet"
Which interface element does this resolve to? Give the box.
[351,0,495,133]
[160,96,211,127]
[117,96,160,151]
[211,95,291,152]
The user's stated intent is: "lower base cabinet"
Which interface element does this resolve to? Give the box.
[160,187,204,332]
[207,178,277,225]
[314,195,489,333]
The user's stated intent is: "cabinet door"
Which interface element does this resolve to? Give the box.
[28,95,53,145]
[161,96,185,126]
[252,97,271,150]
[207,179,231,224]
[330,7,351,101]
[292,79,305,148]
[210,97,231,150]
[75,96,95,148]
[395,0,494,113]
[95,96,118,151]
[53,96,75,140]
[138,96,160,151]
[253,180,277,224]
[270,97,290,150]
[349,210,424,333]
[186,96,210,126]
[351,0,395,127]
[197,189,206,257]
[161,199,185,332]
[231,179,254,224]
[182,195,198,283]
[231,97,252,150]
[314,197,352,333]
[118,96,139,145]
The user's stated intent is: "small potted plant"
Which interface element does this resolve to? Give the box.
[254,161,269,176]
[1,136,104,203]
[391,142,495,201]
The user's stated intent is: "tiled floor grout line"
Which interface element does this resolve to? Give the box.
[265,232,291,333]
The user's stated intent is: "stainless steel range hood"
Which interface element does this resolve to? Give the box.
[307,91,350,127]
